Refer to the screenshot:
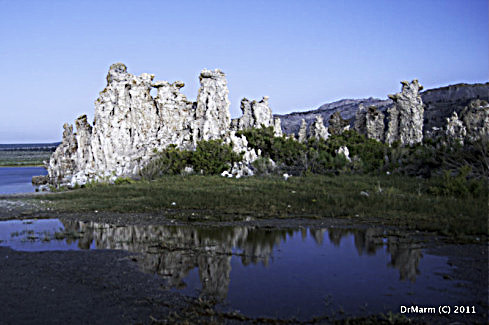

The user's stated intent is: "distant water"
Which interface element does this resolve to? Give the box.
[0,167,47,194]
[0,142,60,151]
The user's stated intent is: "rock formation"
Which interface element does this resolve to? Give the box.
[444,112,467,143]
[47,64,257,187]
[273,117,283,137]
[422,82,489,135]
[385,80,424,145]
[193,69,230,143]
[231,96,282,137]
[45,64,486,187]
[47,124,78,185]
[354,104,385,142]
[460,99,489,141]
[297,119,307,142]
[328,112,350,135]
[309,115,329,140]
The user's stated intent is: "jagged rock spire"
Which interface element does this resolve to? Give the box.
[309,115,329,140]
[194,69,231,143]
[298,119,307,142]
[385,80,424,145]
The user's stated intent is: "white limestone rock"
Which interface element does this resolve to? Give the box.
[460,99,489,141]
[193,69,230,144]
[309,115,329,140]
[233,96,282,137]
[273,117,283,137]
[47,64,237,187]
[336,146,351,162]
[386,80,424,145]
[366,106,385,142]
[445,112,467,144]
[47,123,78,185]
[297,119,307,142]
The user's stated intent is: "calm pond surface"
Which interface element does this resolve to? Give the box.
[0,219,466,320]
[0,167,47,194]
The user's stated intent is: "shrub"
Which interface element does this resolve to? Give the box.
[140,140,243,179]
[191,140,242,175]
[140,145,192,180]
[428,165,487,198]
[252,157,276,176]
[114,177,135,185]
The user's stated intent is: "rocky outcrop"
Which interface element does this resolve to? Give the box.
[273,117,283,137]
[47,124,78,185]
[231,96,283,137]
[385,80,424,145]
[354,105,385,142]
[47,64,247,186]
[276,82,488,142]
[46,63,288,187]
[46,64,487,187]
[297,119,307,142]
[276,98,392,136]
[233,97,272,129]
[309,115,329,140]
[328,111,350,135]
[193,69,230,143]
[422,82,489,135]
[460,99,489,141]
[366,106,385,142]
[445,112,467,143]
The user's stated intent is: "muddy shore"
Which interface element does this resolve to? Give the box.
[0,195,487,324]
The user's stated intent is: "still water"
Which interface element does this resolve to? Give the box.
[0,219,465,320]
[0,167,47,194]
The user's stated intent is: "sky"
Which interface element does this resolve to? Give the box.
[0,0,487,143]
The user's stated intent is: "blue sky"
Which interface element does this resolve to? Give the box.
[1,0,487,143]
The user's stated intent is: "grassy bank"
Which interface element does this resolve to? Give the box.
[0,150,52,166]
[39,174,488,237]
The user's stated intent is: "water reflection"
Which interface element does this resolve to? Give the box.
[62,221,423,300]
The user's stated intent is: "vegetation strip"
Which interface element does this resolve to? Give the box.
[37,174,487,238]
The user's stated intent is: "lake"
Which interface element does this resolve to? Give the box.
[0,218,468,321]
[0,167,47,194]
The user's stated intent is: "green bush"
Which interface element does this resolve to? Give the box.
[140,140,242,179]
[140,145,192,180]
[191,140,242,175]
[429,165,487,198]
[114,177,136,185]
[239,128,390,175]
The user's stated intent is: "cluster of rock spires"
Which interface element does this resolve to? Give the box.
[43,63,489,188]
[47,63,281,187]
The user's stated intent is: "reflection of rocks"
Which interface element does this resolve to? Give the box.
[327,228,422,282]
[61,222,425,301]
[353,228,384,256]
[387,238,422,282]
[62,221,290,301]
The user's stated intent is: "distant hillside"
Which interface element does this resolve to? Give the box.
[275,82,489,135]
[275,98,392,135]
[421,82,489,133]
